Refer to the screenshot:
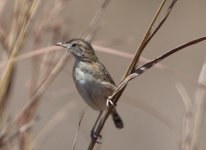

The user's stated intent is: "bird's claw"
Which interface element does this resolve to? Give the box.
[106,96,116,108]
[90,130,102,144]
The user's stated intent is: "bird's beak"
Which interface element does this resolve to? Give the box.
[54,42,69,48]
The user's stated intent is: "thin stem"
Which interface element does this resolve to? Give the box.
[88,36,206,149]
[80,0,111,41]
[88,0,170,149]
[145,0,178,48]
[124,0,167,76]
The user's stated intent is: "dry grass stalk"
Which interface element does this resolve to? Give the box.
[0,52,70,147]
[80,0,112,41]
[0,0,40,127]
[0,1,41,149]
[88,36,206,148]
[88,0,171,148]
[25,0,111,148]
[0,43,197,88]
[86,0,206,149]
[16,1,71,149]
[72,109,86,150]
[17,52,70,150]
[178,61,206,150]
[176,83,194,150]
[0,0,205,150]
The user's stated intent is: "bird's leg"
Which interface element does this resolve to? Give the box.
[90,111,103,142]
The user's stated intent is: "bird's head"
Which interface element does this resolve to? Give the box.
[55,39,98,61]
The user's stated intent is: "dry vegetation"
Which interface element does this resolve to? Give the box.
[0,0,205,150]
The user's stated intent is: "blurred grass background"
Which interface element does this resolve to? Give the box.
[0,0,206,150]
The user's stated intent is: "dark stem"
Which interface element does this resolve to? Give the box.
[88,35,206,149]
[87,0,171,149]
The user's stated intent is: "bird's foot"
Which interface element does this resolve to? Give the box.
[106,96,116,108]
[90,130,102,144]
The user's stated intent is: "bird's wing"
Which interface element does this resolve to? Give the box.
[97,62,116,87]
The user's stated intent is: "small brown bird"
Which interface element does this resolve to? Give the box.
[55,39,123,135]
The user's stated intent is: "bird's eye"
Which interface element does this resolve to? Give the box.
[72,43,77,47]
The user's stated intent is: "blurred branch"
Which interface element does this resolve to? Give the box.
[0,46,58,69]
[0,52,70,147]
[72,109,86,150]
[30,0,71,94]
[0,44,199,90]
[179,61,206,150]
[0,0,8,51]
[0,0,6,14]
[0,0,40,129]
[176,83,194,150]
[34,0,70,41]
[0,1,41,149]
[190,62,206,150]
[18,0,72,148]
[176,83,193,112]
[80,0,112,41]
[17,52,70,150]
[0,121,34,146]
[0,25,7,51]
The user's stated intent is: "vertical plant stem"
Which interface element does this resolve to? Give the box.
[88,0,168,149]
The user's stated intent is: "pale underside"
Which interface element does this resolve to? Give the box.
[72,60,115,111]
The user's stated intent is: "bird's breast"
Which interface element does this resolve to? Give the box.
[72,61,96,85]
[73,67,87,84]
[72,61,110,110]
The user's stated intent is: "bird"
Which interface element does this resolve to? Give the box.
[55,39,123,136]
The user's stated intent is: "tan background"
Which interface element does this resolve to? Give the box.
[3,0,206,150]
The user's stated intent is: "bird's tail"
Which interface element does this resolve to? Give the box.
[111,109,124,129]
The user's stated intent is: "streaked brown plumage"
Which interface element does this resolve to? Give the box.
[55,39,123,129]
